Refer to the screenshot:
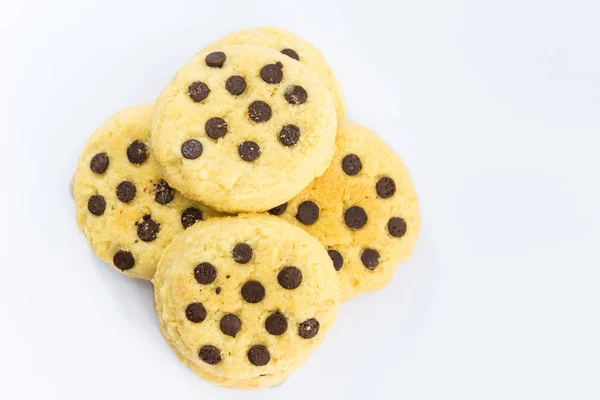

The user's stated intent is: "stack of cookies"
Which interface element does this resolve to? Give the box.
[73,27,420,390]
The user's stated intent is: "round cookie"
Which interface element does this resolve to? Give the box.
[151,45,337,213]
[73,105,220,280]
[154,215,339,388]
[211,26,346,121]
[268,121,420,302]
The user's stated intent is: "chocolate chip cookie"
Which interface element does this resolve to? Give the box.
[154,214,339,388]
[269,121,420,301]
[73,105,220,279]
[151,45,337,213]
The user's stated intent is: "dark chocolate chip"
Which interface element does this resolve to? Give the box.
[342,154,362,176]
[232,243,253,264]
[344,206,368,229]
[268,203,288,215]
[241,281,265,303]
[284,85,308,105]
[181,139,203,159]
[205,51,226,68]
[281,48,299,61]
[137,216,160,242]
[260,63,283,84]
[265,312,288,336]
[205,117,228,139]
[113,250,135,271]
[220,314,242,337]
[298,318,320,339]
[296,201,319,225]
[155,180,175,205]
[87,195,106,216]
[248,101,272,122]
[247,345,270,366]
[226,75,247,95]
[327,250,344,271]
[376,177,396,198]
[277,266,303,290]
[127,141,149,165]
[215,287,221,294]
[361,249,380,270]
[90,153,109,174]
[194,262,217,285]
[278,125,300,147]
[181,207,203,229]
[199,345,221,365]
[238,141,261,162]
[388,217,407,238]
[185,303,207,323]
[188,81,210,102]
[116,181,136,203]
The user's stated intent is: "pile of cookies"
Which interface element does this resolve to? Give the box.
[73,27,420,390]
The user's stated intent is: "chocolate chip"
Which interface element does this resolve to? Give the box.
[376,177,396,198]
[181,207,203,228]
[277,266,303,290]
[127,141,149,165]
[247,345,270,366]
[113,250,135,271]
[284,85,308,105]
[116,181,136,203]
[296,201,319,225]
[220,314,242,337]
[281,48,299,61]
[238,141,261,162]
[215,287,221,294]
[345,206,368,229]
[205,51,226,68]
[260,63,283,84]
[278,125,300,147]
[298,319,320,339]
[155,180,175,205]
[388,217,407,238]
[327,250,344,271]
[241,281,265,303]
[181,139,203,159]
[205,117,228,139]
[137,216,160,242]
[185,303,207,323]
[342,154,362,176]
[265,312,288,336]
[90,153,109,174]
[361,249,380,270]
[194,262,217,285]
[248,101,272,122]
[87,195,106,216]
[268,203,288,215]
[199,345,221,365]
[233,243,253,264]
[226,75,247,95]
[188,81,210,102]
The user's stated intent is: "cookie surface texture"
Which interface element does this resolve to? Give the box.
[270,121,420,301]
[212,26,346,120]
[154,214,340,388]
[152,44,337,213]
[73,104,219,279]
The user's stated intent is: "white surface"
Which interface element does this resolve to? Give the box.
[1,0,599,399]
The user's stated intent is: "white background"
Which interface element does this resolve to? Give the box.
[1,0,599,399]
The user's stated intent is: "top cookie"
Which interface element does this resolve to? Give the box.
[212,26,346,120]
[152,45,337,213]
[73,104,220,280]
[268,121,421,301]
